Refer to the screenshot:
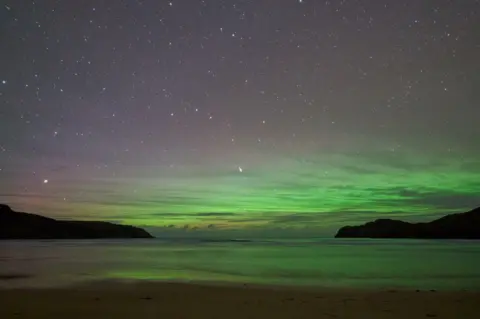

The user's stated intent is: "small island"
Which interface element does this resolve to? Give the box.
[335,207,480,239]
[0,204,154,239]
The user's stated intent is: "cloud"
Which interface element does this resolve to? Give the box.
[269,213,322,224]
[194,212,239,217]
[405,193,480,210]
[3,143,479,231]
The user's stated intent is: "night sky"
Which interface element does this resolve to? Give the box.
[1,1,479,236]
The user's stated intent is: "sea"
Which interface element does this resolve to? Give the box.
[1,238,479,290]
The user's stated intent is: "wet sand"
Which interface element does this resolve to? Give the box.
[0,281,478,319]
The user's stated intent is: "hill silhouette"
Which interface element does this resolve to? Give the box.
[0,204,153,239]
[335,207,480,239]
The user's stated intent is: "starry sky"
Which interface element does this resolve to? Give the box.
[1,0,479,236]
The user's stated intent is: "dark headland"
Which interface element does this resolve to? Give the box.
[335,207,480,239]
[0,204,153,239]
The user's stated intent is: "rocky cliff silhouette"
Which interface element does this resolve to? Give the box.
[335,207,480,239]
[0,204,153,239]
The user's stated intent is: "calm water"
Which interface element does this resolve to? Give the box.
[1,238,479,290]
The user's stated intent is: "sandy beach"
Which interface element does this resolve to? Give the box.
[0,281,478,319]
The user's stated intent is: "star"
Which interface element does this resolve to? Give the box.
[0,0,477,238]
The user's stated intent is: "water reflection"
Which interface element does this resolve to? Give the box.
[1,238,479,290]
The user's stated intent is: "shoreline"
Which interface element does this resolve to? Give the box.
[1,281,479,319]
[2,278,476,293]
[2,276,479,292]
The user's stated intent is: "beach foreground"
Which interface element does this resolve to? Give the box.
[0,282,478,319]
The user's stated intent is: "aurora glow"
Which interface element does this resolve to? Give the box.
[3,145,479,234]
[0,1,478,236]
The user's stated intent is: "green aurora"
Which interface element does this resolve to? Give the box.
[1,0,479,240]
[3,146,479,233]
